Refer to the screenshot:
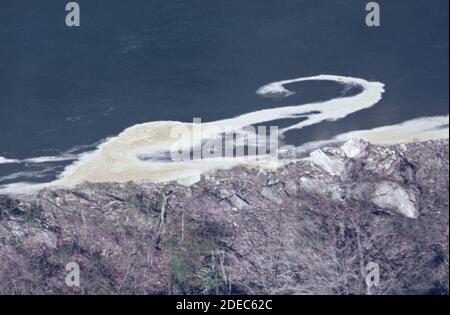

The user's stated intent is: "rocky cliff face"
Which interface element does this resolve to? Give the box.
[0,139,448,295]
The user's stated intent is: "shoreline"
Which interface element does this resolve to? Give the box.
[1,138,448,294]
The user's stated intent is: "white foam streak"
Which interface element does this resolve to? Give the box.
[23,155,78,164]
[0,156,20,164]
[333,115,449,144]
[0,154,79,165]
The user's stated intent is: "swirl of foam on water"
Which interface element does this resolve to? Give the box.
[1,74,448,195]
[214,75,384,133]
[50,75,385,188]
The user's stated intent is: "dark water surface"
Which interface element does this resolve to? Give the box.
[0,0,448,183]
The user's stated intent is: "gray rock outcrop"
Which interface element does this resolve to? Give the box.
[0,139,448,295]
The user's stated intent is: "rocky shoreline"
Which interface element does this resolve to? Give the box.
[0,139,448,295]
